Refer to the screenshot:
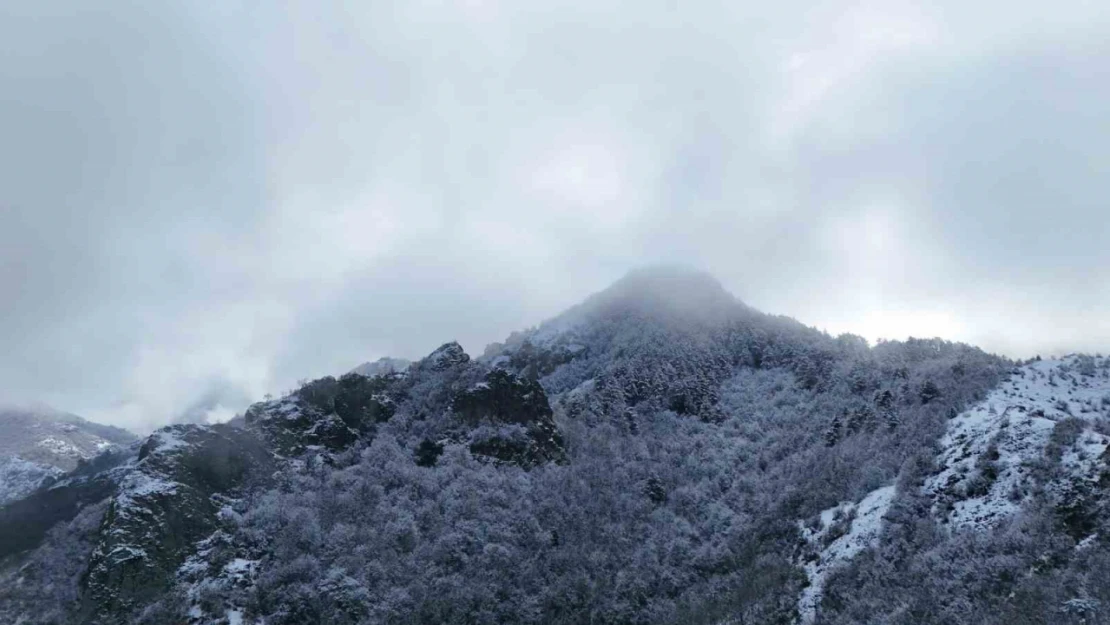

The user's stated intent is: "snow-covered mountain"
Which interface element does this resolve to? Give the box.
[0,406,136,506]
[793,354,1110,623]
[926,355,1110,532]
[1,269,1107,625]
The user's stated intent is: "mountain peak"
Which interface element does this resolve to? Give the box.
[580,265,743,324]
[606,265,730,298]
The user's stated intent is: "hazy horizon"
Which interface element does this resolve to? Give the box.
[2,1,1108,431]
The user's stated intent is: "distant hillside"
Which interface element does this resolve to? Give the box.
[0,406,135,505]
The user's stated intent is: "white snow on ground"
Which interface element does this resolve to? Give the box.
[112,471,180,523]
[796,485,896,624]
[1062,432,1108,476]
[146,428,192,455]
[0,456,63,505]
[176,524,260,625]
[225,558,256,578]
[925,355,1110,531]
[36,437,84,458]
[270,397,303,421]
[794,355,1110,623]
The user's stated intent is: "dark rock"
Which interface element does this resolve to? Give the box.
[244,396,359,456]
[453,369,565,467]
[333,372,396,432]
[79,424,274,624]
[421,342,471,372]
[503,340,584,381]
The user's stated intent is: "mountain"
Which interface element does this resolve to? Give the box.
[0,406,136,506]
[351,357,411,378]
[797,354,1110,623]
[2,268,1108,625]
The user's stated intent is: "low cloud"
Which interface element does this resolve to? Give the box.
[2,0,1108,431]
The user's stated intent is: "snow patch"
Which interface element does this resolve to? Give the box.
[926,355,1110,531]
[147,429,191,455]
[796,485,896,623]
[113,471,180,518]
[36,437,83,458]
[225,558,256,576]
[0,456,63,505]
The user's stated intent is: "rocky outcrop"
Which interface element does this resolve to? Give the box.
[244,394,358,456]
[421,341,471,372]
[453,369,566,467]
[242,372,401,455]
[79,424,274,624]
[0,340,569,623]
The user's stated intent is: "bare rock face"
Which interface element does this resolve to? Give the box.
[242,373,399,456]
[453,369,565,467]
[78,425,274,624]
[244,397,357,457]
[385,342,567,468]
[421,341,471,372]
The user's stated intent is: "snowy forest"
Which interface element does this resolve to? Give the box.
[2,269,1109,625]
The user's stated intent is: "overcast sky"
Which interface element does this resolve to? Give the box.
[2,1,1108,432]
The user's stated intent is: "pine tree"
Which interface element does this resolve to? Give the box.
[919,380,941,404]
[825,413,844,447]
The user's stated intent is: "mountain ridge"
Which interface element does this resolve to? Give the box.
[2,270,1107,625]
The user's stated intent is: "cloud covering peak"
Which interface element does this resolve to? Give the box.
[1,0,1108,431]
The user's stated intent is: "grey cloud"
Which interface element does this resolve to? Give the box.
[2,0,1108,431]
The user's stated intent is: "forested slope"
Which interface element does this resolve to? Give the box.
[11,268,1103,625]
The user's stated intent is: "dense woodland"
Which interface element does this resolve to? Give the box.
[6,270,1109,624]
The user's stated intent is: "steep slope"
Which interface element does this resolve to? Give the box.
[813,355,1110,625]
[0,406,136,505]
[795,486,897,623]
[79,425,275,623]
[926,355,1110,532]
[0,457,63,507]
[485,266,804,421]
[1,335,569,624]
[0,446,134,561]
[0,269,1022,625]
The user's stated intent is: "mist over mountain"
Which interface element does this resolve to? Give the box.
[3,269,1107,624]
